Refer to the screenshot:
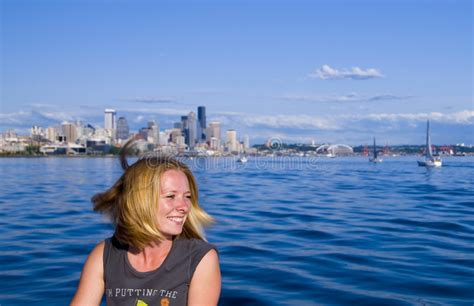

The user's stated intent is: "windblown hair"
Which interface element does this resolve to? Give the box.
[92,140,213,250]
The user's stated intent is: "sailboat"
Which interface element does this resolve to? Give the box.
[417,120,442,167]
[237,150,248,163]
[237,154,248,163]
[369,137,383,163]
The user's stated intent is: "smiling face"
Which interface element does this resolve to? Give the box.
[156,169,192,240]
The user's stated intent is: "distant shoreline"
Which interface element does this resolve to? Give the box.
[1,154,473,158]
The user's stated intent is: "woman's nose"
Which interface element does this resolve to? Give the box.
[176,196,190,212]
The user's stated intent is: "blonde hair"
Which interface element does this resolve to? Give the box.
[92,140,213,250]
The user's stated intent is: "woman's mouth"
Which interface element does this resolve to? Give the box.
[167,216,185,225]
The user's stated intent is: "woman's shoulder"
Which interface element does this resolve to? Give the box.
[173,238,218,278]
[174,238,217,264]
[174,237,216,252]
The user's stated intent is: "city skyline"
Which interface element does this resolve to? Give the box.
[1,0,472,145]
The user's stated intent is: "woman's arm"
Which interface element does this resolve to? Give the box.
[70,241,105,306]
[188,249,221,306]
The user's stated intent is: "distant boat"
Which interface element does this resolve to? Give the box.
[418,120,442,167]
[237,155,248,163]
[369,137,383,163]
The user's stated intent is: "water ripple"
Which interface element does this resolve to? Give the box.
[0,156,473,305]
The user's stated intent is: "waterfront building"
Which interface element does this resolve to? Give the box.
[61,122,77,144]
[187,111,197,150]
[46,126,59,142]
[31,126,45,138]
[147,120,160,144]
[138,127,149,140]
[315,144,354,156]
[104,109,116,143]
[83,124,95,137]
[207,121,221,143]
[243,134,250,151]
[180,116,189,145]
[226,129,238,152]
[158,131,169,146]
[0,130,25,153]
[197,106,206,142]
[104,109,116,130]
[116,117,130,140]
[92,128,114,145]
[210,137,220,151]
[3,129,18,141]
[173,122,183,130]
[167,128,181,145]
[175,135,185,147]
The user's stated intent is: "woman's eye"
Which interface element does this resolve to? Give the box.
[166,195,175,199]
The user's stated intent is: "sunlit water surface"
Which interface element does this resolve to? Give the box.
[1,156,473,305]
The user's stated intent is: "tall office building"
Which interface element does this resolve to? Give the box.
[104,109,116,130]
[226,129,238,152]
[207,121,221,142]
[148,120,160,144]
[173,122,183,130]
[243,134,250,151]
[197,106,206,142]
[46,126,60,142]
[187,111,197,150]
[181,116,189,147]
[61,122,77,143]
[116,117,130,140]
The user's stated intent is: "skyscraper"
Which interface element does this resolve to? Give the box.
[104,109,116,130]
[46,126,59,142]
[243,134,250,151]
[61,122,77,143]
[116,117,130,140]
[207,121,221,142]
[148,120,160,144]
[197,106,206,142]
[181,116,189,146]
[187,111,197,150]
[226,129,238,152]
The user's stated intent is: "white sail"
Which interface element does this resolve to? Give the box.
[418,120,442,167]
[426,120,434,160]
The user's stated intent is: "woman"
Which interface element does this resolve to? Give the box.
[71,143,221,306]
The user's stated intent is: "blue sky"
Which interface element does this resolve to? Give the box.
[1,0,472,145]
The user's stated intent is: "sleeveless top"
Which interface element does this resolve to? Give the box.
[103,236,216,306]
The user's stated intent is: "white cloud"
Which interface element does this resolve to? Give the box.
[206,110,473,133]
[0,110,30,124]
[0,110,78,125]
[310,64,384,80]
[344,110,474,124]
[32,110,76,123]
[133,115,145,123]
[120,107,192,116]
[280,93,409,103]
[122,97,178,104]
[239,114,337,130]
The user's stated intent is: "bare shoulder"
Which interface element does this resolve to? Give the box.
[197,248,219,270]
[82,240,105,269]
[188,249,221,306]
[90,240,106,260]
[70,241,105,306]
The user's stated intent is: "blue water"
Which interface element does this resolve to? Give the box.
[1,156,473,305]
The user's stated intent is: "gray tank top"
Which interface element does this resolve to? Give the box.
[103,236,216,306]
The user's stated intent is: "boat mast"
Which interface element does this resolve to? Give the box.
[373,137,377,159]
